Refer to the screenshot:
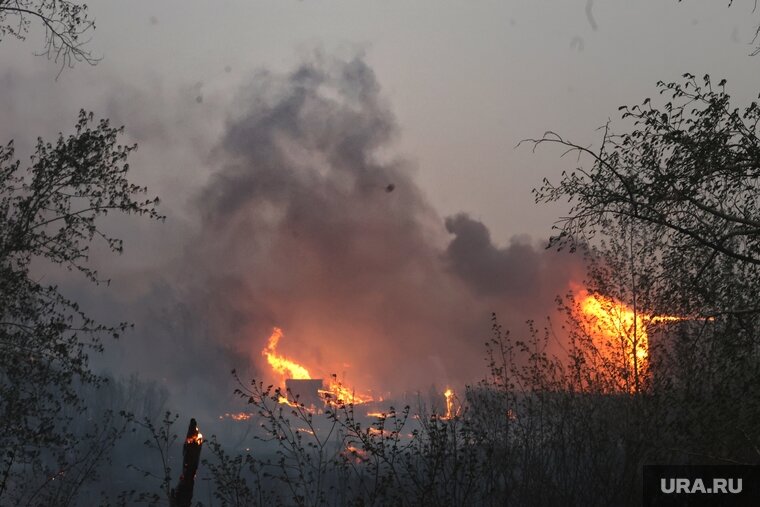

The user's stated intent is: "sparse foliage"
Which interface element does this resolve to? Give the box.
[529,75,760,321]
[0,111,161,502]
[527,72,760,476]
[201,317,663,507]
[0,0,98,73]
[196,74,760,507]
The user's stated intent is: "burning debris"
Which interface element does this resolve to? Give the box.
[249,290,684,419]
[219,412,253,421]
[261,327,374,408]
[342,445,369,464]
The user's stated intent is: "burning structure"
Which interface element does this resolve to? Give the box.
[572,290,698,393]
[262,327,374,406]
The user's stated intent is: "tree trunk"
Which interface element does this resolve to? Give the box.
[170,418,203,507]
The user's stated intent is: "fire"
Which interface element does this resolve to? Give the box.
[320,381,374,406]
[186,431,203,445]
[277,395,299,407]
[578,293,649,370]
[443,388,454,419]
[576,291,682,390]
[219,412,253,421]
[261,327,373,406]
[262,327,312,382]
[342,445,368,463]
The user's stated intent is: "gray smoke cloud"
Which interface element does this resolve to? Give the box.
[444,213,583,314]
[179,54,487,397]
[35,53,584,417]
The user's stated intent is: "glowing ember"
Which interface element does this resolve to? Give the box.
[186,431,203,445]
[576,291,682,391]
[366,412,386,418]
[219,412,253,421]
[342,445,368,463]
[368,427,393,437]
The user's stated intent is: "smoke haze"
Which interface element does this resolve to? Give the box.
[33,54,584,417]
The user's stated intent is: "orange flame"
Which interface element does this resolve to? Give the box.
[320,382,374,405]
[261,327,373,405]
[443,388,454,419]
[342,445,369,463]
[186,431,203,445]
[576,291,682,391]
[219,412,253,421]
[277,395,299,407]
[262,327,312,383]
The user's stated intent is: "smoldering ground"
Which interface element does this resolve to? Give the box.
[28,53,584,418]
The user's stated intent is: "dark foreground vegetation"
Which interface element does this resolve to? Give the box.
[1,1,759,506]
[188,74,760,507]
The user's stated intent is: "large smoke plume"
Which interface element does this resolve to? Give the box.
[77,54,582,415]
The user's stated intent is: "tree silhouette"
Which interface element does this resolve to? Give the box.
[529,74,760,320]
[527,74,760,468]
[0,0,98,74]
[0,111,161,503]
